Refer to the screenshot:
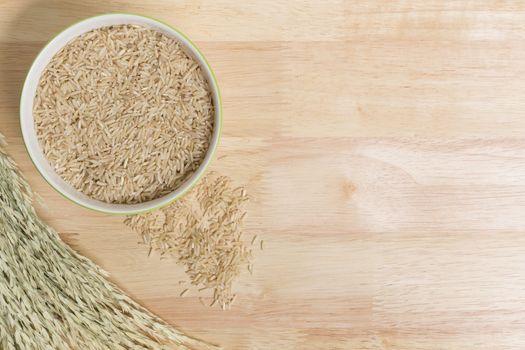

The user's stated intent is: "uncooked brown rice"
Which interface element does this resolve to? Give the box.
[34,24,214,204]
[125,172,253,309]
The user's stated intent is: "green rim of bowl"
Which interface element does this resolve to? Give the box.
[19,13,223,215]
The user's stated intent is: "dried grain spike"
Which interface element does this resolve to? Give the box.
[0,132,218,349]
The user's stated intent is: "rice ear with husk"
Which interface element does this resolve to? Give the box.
[0,132,218,349]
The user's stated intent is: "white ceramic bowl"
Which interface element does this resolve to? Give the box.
[20,13,222,215]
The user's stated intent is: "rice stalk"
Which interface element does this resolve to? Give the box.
[0,133,218,349]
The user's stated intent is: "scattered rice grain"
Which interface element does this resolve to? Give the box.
[125,172,252,309]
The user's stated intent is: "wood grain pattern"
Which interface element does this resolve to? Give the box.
[2,1,525,349]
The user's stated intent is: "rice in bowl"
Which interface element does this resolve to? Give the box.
[33,24,214,204]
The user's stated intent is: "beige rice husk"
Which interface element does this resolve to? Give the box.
[0,133,218,349]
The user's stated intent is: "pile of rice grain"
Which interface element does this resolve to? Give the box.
[125,172,255,309]
[34,24,214,204]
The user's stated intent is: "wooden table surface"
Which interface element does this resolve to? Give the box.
[3,1,525,349]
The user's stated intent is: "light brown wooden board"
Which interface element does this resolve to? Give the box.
[2,1,525,349]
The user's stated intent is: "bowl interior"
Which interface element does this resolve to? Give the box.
[20,14,221,215]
